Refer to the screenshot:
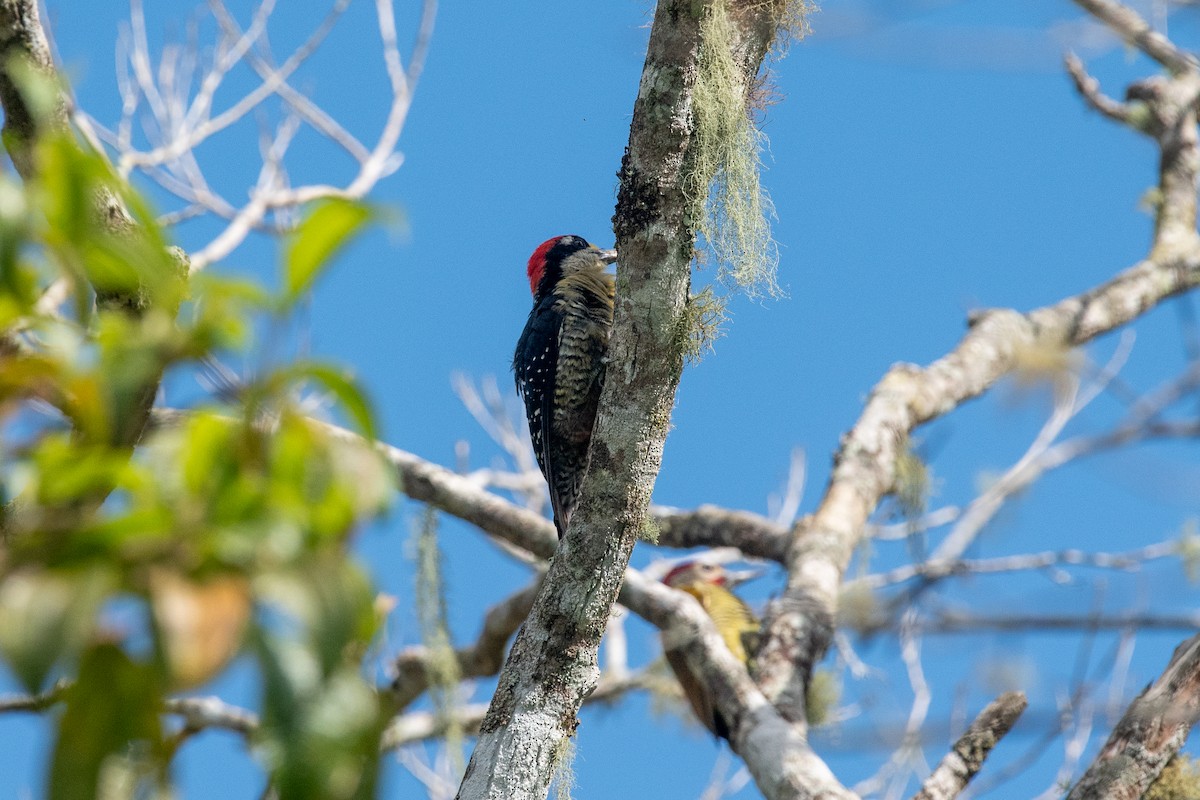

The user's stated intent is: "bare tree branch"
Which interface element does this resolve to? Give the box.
[756,252,1200,720]
[1,682,259,739]
[1071,0,1197,74]
[620,569,857,799]
[899,612,1200,636]
[1066,634,1200,800]
[858,537,1186,591]
[0,679,70,713]
[927,332,1134,568]
[74,0,436,272]
[164,695,260,737]
[755,4,1200,720]
[910,692,1028,800]
[854,611,934,797]
[208,0,371,163]
[115,0,349,174]
[1065,52,1132,124]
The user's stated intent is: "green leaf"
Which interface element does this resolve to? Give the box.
[178,412,239,497]
[283,199,373,303]
[0,175,36,310]
[252,613,386,800]
[30,435,129,508]
[48,643,165,800]
[184,273,273,352]
[5,57,65,132]
[255,558,378,680]
[0,567,112,692]
[34,133,186,317]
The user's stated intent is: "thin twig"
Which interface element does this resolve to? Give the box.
[1071,0,1198,74]
[1065,53,1132,124]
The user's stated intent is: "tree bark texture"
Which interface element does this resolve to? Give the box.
[0,0,66,179]
[910,692,1028,800]
[1066,634,1200,800]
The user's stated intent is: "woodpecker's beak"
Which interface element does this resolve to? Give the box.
[724,567,766,588]
[596,248,618,265]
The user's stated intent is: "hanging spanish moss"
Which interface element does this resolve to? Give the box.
[687,0,813,299]
[413,508,465,774]
[550,737,578,800]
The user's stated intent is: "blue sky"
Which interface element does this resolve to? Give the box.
[4,1,1200,798]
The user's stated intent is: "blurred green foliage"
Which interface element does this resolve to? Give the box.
[0,129,394,799]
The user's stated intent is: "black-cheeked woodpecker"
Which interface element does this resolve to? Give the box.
[513,235,617,538]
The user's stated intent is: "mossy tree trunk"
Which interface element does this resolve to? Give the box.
[454,2,788,799]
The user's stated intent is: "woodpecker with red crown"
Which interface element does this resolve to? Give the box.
[513,235,618,538]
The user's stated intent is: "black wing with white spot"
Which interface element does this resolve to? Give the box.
[513,295,567,534]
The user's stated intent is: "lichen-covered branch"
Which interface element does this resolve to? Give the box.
[319,414,786,560]
[1066,634,1200,800]
[754,0,1200,723]
[910,692,1027,800]
[621,570,856,800]
[0,682,259,739]
[654,504,789,561]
